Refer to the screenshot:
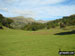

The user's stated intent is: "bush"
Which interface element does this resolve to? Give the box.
[60,22,65,28]
[2,18,14,28]
[0,23,3,29]
[23,23,45,31]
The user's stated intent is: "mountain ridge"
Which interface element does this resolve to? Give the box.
[9,16,47,24]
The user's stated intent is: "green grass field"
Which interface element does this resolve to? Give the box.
[0,27,75,56]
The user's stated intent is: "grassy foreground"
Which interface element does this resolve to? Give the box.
[0,27,75,56]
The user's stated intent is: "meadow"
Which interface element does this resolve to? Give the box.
[0,26,75,56]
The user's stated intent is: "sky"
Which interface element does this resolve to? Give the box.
[0,0,75,20]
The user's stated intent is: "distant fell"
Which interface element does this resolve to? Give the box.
[9,16,46,24]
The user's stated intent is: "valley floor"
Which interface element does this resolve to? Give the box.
[0,26,75,56]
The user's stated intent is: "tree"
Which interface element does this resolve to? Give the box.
[60,22,65,28]
[0,14,5,23]
[0,23,3,29]
[2,18,14,27]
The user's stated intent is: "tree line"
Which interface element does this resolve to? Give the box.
[0,14,75,30]
[0,14,14,29]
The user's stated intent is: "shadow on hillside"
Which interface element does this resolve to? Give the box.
[55,30,75,35]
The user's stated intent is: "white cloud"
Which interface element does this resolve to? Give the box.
[4,0,17,3]
[0,8,8,12]
[32,5,75,19]
[4,0,65,4]
[10,9,36,18]
[3,0,66,6]
[0,0,75,20]
[38,0,65,5]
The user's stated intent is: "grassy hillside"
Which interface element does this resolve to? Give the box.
[0,26,75,56]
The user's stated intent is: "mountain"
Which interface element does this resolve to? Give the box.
[9,16,46,29]
[10,16,47,24]
[36,20,47,23]
[10,16,35,24]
